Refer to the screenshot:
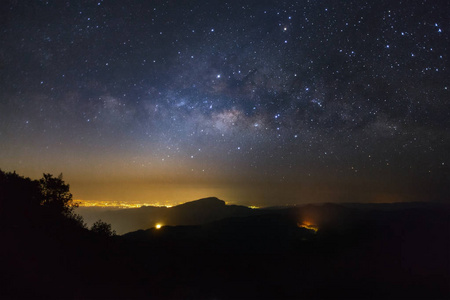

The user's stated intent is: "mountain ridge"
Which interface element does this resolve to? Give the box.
[76,198,450,235]
[76,196,255,234]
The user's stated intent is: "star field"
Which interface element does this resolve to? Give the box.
[1,0,449,206]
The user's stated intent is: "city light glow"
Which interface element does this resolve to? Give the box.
[298,221,319,233]
[76,199,175,208]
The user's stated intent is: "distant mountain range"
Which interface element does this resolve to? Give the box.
[77,197,450,236]
[116,200,450,299]
[77,197,260,234]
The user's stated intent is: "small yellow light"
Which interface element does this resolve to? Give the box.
[155,224,162,229]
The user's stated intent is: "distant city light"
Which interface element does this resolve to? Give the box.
[75,199,176,208]
[298,221,319,233]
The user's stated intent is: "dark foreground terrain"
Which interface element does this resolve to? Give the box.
[2,197,449,299]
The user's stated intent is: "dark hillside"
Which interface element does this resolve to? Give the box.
[1,170,449,299]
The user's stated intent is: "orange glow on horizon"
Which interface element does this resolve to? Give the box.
[155,224,162,229]
[298,221,319,233]
[75,199,175,208]
[75,198,257,209]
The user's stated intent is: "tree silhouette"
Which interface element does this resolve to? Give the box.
[38,173,86,228]
[0,170,87,230]
[91,219,116,237]
[39,173,76,216]
[0,169,41,223]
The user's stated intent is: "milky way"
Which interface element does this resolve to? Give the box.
[1,1,449,205]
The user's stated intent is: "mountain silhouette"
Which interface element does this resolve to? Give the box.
[3,169,449,299]
[4,187,450,299]
[173,196,225,208]
[118,201,450,299]
[77,197,256,234]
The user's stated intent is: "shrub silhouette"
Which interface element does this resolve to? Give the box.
[91,219,116,236]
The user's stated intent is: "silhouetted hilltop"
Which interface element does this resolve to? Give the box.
[77,199,450,235]
[172,196,225,208]
[77,197,255,234]
[169,197,252,227]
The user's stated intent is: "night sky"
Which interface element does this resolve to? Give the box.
[1,0,449,207]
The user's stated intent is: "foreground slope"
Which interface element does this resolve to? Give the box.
[2,193,449,299]
[119,202,450,299]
